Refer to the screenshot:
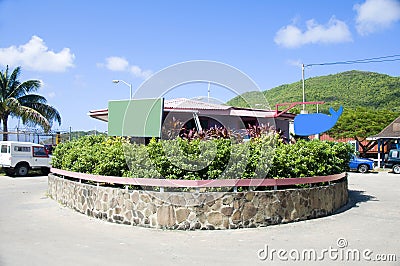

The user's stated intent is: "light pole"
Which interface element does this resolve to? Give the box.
[112,79,132,99]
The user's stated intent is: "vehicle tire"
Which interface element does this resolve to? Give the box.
[41,167,50,175]
[357,164,369,173]
[15,163,29,177]
[393,165,400,174]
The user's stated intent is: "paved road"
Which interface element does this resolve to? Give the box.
[0,172,399,265]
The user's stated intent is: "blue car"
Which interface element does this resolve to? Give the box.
[349,154,374,173]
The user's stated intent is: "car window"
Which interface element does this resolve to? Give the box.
[14,146,31,152]
[391,150,399,158]
[33,146,48,157]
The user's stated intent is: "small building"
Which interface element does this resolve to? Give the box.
[88,98,295,140]
[368,116,400,167]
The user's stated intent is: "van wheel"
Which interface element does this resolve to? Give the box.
[15,163,29,177]
[393,165,400,174]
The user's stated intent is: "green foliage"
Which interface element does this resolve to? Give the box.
[326,107,399,156]
[327,107,399,140]
[51,135,130,176]
[227,70,400,114]
[52,135,352,179]
[143,137,251,180]
[270,140,352,178]
[122,140,160,178]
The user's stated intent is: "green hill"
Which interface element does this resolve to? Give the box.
[227,70,400,113]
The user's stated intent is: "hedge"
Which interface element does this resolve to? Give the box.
[51,135,352,179]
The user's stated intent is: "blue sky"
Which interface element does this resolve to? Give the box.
[1,0,400,132]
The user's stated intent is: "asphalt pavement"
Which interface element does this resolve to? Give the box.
[0,171,399,265]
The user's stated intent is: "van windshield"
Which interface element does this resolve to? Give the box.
[33,146,48,157]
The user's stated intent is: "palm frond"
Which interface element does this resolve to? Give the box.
[6,97,52,132]
[17,94,47,105]
[0,70,6,96]
[17,105,51,132]
[22,101,61,126]
[7,67,22,97]
[15,80,41,96]
[5,97,20,110]
[9,66,21,82]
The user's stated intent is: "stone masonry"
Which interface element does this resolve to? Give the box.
[48,174,348,230]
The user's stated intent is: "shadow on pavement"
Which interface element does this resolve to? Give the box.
[335,189,377,214]
[1,171,46,178]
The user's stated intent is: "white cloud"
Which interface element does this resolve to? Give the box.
[354,0,400,35]
[104,56,129,71]
[99,56,152,79]
[130,65,152,79]
[274,17,352,48]
[0,35,75,72]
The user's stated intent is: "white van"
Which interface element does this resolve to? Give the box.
[0,141,51,176]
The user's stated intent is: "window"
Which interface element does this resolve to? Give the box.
[1,145,8,153]
[33,146,48,157]
[14,146,31,152]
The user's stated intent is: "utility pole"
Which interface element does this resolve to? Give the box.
[302,63,305,111]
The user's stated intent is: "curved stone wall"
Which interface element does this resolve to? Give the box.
[48,174,348,230]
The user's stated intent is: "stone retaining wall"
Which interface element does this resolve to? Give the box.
[48,174,348,230]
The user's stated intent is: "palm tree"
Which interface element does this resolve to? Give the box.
[0,66,61,140]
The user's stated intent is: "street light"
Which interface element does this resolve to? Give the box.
[112,79,132,99]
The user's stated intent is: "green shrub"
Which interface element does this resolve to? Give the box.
[52,135,352,179]
[52,135,130,177]
[270,140,352,178]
